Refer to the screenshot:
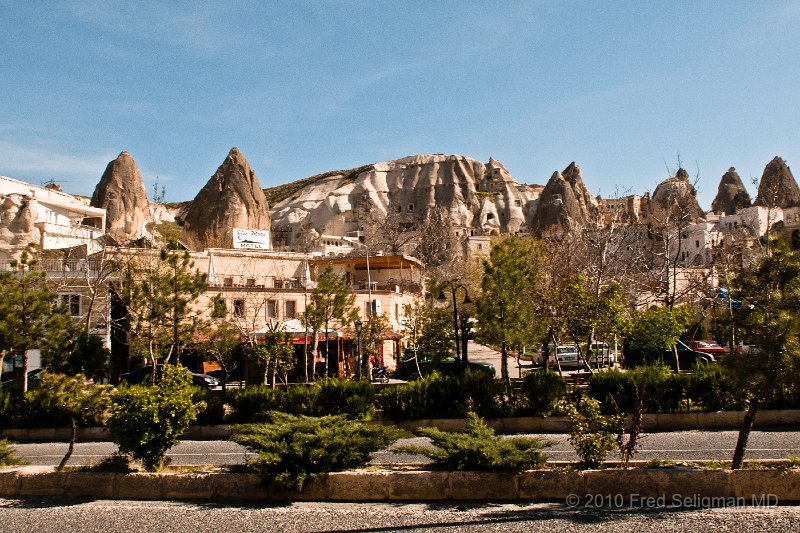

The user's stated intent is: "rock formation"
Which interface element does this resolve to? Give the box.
[268,154,541,247]
[529,162,598,237]
[648,168,704,223]
[90,151,149,243]
[753,156,800,208]
[710,168,751,215]
[0,194,38,244]
[181,147,271,250]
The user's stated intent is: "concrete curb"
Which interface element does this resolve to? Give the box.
[1,466,798,503]
[2,409,799,442]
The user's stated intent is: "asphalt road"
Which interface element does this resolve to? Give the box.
[10,428,800,467]
[1,499,798,532]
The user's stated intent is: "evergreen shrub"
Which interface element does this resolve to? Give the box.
[589,364,687,413]
[687,364,745,411]
[393,411,551,471]
[518,370,567,416]
[0,438,27,466]
[375,370,504,420]
[231,412,407,490]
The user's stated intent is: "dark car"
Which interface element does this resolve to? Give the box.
[206,366,243,383]
[0,368,44,391]
[117,365,220,389]
[623,340,715,370]
[393,357,496,381]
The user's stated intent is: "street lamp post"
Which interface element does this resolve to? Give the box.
[344,235,373,378]
[355,320,363,380]
[437,281,471,370]
[460,311,470,367]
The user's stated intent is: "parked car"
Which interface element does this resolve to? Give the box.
[688,340,727,357]
[392,356,496,381]
[553,345,580,369]
[0,368,43,391]
[117,365,220,389]
[586,342,616,367]
[207,366,243,383]
[623,340,715,370]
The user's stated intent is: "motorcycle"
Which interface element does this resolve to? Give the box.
[371,366,390,383]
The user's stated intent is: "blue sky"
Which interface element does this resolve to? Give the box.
[1,1,799,208]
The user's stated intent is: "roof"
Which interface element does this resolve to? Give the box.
[311,254,423,270]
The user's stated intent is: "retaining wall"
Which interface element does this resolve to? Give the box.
[1,466,798,502]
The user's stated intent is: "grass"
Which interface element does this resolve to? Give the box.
[644,458,675,469]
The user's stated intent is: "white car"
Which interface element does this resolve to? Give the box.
[555,345,580,368]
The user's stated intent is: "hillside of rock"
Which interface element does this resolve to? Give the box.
[529,162,598,236]
[754,156,800,208]
[268,154,541,245]
[181,147,271,250]
[90,151,149,243]
[711,168,751,215]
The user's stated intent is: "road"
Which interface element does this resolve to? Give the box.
[1,498,797,532]
[10,428,800,467]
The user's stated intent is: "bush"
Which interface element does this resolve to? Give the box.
[315,378,375,419]
[517,370,566,416]
[193,389,226,425]
[563,397,624,469]
[376,370,504,421]
[226,379,374,423]
[107,364,205,471]
[589,364,687,414]
[393,411,551,471]
[687,364,745,411]
[231,412,407,490]
[0,439,27,466]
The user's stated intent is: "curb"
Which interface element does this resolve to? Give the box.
[2,409,799,442]
[1,466,798,502]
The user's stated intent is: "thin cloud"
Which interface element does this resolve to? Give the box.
[0,140,113,192]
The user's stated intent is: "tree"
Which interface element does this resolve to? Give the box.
[198,320,242,394]
[245,323,295,387]
[41,327,110,384]
[302,266,357,377]
[726,236,800,469]
[627,304,692,371]
[0,251,71,392]
[123,239,208,369]
[476,236,543,383]
[27,372,111,470]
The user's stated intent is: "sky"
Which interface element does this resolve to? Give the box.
[1,1,799,208]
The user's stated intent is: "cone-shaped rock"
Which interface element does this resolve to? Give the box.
[711,168,751,215]
[530,162,597,237]
[753,157,800,208]
[648,168,704,222]
[182,147,271,250]
[90,151,149,243]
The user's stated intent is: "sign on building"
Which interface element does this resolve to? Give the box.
[232,228,271,250]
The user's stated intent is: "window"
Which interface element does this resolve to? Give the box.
[212,296,227,318]
[246,278,256,287]
[407,203,414,212]
[515,199,522,207]
[223,277,233,287]
[59,294,80,317]
[395,303,399,320]
[285,300,296,319]
[266,299,277,318]
[695,240,700,248]
[274,279,283,289]
[233,299,245,318]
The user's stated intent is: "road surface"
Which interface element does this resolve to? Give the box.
[10,428,800,467]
